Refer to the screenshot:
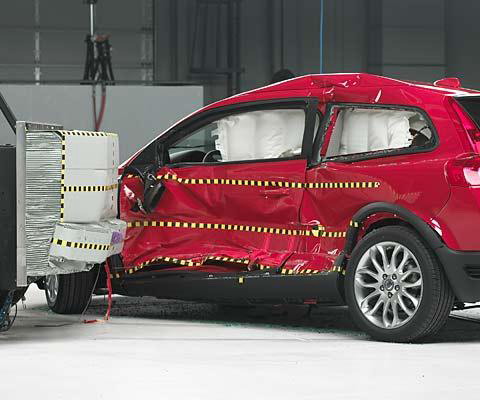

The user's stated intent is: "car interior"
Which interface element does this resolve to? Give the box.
[168,108,306,164]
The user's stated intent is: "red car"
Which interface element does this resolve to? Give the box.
[47,73,480,342]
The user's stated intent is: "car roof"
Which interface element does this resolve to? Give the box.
[206,73,480,111]
[252,73,480,95]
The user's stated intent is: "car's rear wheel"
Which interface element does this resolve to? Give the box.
[45,269,97,314]
[345,226,454,342]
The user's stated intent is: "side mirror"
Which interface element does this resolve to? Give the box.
[122,166,165,214]
[143,175,165,214]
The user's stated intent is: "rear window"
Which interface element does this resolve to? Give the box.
[456,97,480,128]
[325,106,434,158]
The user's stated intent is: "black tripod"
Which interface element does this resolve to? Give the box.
[83,34,115,82]
[82,0,114,82]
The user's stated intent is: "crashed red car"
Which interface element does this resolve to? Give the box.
[49,73,480,342]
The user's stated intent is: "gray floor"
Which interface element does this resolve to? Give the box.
[2,286,480,400]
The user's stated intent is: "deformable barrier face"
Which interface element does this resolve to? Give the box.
[24,130,126,277]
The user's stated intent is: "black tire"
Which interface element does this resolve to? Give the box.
[345,226,454,343]
[45,269,97,314]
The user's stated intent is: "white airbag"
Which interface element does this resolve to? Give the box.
[214,109,305,161]
[336,109,415,156]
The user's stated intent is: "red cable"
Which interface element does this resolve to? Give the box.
[103,260,113,321]
[95,89,107,131]
[92,88,97,131]
[83,261,113,324]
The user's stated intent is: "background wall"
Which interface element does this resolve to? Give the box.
[0,0,155,81]
[0,1,479,103]
[0,85,203,161]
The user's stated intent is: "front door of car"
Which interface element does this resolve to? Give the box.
[120,98,319,274]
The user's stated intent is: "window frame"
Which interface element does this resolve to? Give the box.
[130,97,320,169]
[311,102,439,166]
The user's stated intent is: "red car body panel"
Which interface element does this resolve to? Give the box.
[121,158,307,271]
[118,73,480,280]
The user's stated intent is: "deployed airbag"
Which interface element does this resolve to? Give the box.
[326,108,421,157]
[214,109,305,161]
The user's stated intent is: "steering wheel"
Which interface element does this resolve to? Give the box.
[202,149,221,163]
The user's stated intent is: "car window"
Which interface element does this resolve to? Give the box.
[455,97,480,127]
[168,108,307,163]
[325,106,434,158]
[169,122,217,155]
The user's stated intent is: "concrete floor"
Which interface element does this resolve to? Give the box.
[2,286,480,400]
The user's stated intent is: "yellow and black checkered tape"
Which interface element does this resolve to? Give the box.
[110,253,345,279]
[60,135,66,222]
[305,181,380,189]
[126,220,346,238]
[280,265,345,275]
[157,173,306,188]
[51,238,112,251]
[57,130,117,137]
[64,183,118,192]
[125,172,380,190]
[111,254,253,278]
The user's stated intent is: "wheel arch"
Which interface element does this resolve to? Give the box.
[335,202,446,302]
[344,202,444,258]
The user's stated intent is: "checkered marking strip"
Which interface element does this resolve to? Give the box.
[126,220,347,238]
[57,130,117,137]
[125,173,380,190]
[110,255,346,279]
[60,135,66,222]
[63,183,118,192]
[280,265,345,275]
[111,255,252,278]
[51,238,112,251]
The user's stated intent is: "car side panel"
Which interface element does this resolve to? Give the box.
[120,159,307,273]
[293,152,452,273]
[435,186,480,250]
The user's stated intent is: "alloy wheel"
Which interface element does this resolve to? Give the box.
[353,241,423,329]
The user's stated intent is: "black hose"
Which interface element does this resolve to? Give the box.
[0,91,17,134]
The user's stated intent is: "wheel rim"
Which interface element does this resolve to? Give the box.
[45,275,59,304]
[353,241,423,329]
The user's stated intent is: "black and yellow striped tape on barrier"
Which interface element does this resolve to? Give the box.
[51,238,112,251]
[60,134,66,222]
[125,172,380,190]
[57,130,118,137]
[63,183,118,192]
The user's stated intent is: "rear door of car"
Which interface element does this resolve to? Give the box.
[291,102,449,273]
[120,98,318,275]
